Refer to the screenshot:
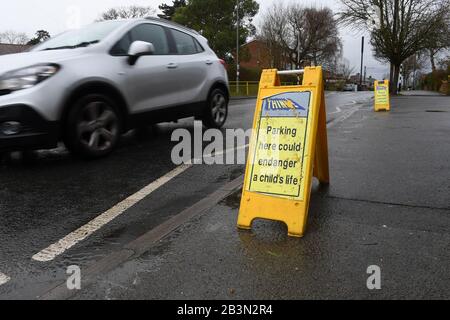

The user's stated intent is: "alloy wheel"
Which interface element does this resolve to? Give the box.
[76,101,119,152]
[211,93,227,125]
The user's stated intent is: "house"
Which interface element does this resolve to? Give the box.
[240,39,272,70]
[349,73,361,84]
[0,43,31,55]
[240,39,292,71]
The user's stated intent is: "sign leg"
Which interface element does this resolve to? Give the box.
[313,87,330,184]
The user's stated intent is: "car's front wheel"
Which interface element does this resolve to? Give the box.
[64,94,121,159]
[202,88,228,129]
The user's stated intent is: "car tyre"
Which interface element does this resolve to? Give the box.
[64,93,122,159]
[202,88,228,129]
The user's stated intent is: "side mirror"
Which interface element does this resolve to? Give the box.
[128,41,155,66]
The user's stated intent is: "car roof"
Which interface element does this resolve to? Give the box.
[100,18,200,37]
[144,17,200,36]
[102,18,210,51]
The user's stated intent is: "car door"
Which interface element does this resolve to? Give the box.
[121,23,182,113]
[168,28,209,103]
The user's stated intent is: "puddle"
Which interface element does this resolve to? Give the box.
[220,188,242,209]
[215,167,245,183]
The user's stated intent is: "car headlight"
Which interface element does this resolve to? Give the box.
[0,64,60,92]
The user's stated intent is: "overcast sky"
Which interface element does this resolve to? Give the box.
[0,0,389,79]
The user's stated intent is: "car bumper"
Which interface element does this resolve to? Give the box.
[0,104,59,151]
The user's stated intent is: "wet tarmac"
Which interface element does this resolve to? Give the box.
[0,92,374,299]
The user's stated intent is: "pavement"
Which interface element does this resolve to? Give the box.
[399,90,445,96]
[1,92,449,299]
[73,94,450,300]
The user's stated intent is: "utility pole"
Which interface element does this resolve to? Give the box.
[412,54,417,90]
[297,33,301,84]
[236,0,240,88]
[360,36,364,89]
[364,66,367,84]
[297,32,300,69]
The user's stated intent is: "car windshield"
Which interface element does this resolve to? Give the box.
[33,21,126,51]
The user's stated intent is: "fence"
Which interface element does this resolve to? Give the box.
[229,81,296,97]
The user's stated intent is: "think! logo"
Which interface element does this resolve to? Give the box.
[266,98,305,111]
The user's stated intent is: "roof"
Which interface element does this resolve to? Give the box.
[241,39,260,47]
[0,43,31,55]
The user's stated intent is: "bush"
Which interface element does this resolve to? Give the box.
[421,69,448,92]
[226,65,300,83]
[325,80,346,91]
[227,65,261,82]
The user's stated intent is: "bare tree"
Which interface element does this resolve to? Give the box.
[0,30,29,45]
[339,58,355,80]
[258,3,290,69]
[401,53,427,88]
[339,0,450,94]
[97,5,156,21]
[426,15,450,71]
[438,53,450,70]
[259,3,342,70]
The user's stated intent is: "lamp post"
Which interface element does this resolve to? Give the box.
[412,53,417,90]
[360,36,364,89]
[236,0,240,88]
[364,66,367,84]
[297,32,300,69]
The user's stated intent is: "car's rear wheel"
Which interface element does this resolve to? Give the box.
[202,88,228,128]
[64,94,121,159]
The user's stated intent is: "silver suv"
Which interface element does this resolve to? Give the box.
[0,18,229,158]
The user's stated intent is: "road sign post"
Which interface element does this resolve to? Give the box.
[374,80,391,111]
[237,67,329,238]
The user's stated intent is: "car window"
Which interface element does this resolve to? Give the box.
[171,29,202,55]
[130,24,169,55]
[110,32,132,56]
[194,39,204,53]
[34,20,126,51]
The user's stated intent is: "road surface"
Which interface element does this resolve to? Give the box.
[0,92,373,298]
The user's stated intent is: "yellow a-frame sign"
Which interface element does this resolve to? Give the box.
[374,80,391,111]
[238,67,329,238]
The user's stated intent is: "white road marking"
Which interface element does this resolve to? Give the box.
[327,105,362,128]
[32,144,250,262]
[32,164,192,262]
[31,96,361,264]
[0,273,11,286]
[328,106,342,115]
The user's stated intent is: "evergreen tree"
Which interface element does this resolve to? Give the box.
[173,0,259,59]
[158,0,187,21]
